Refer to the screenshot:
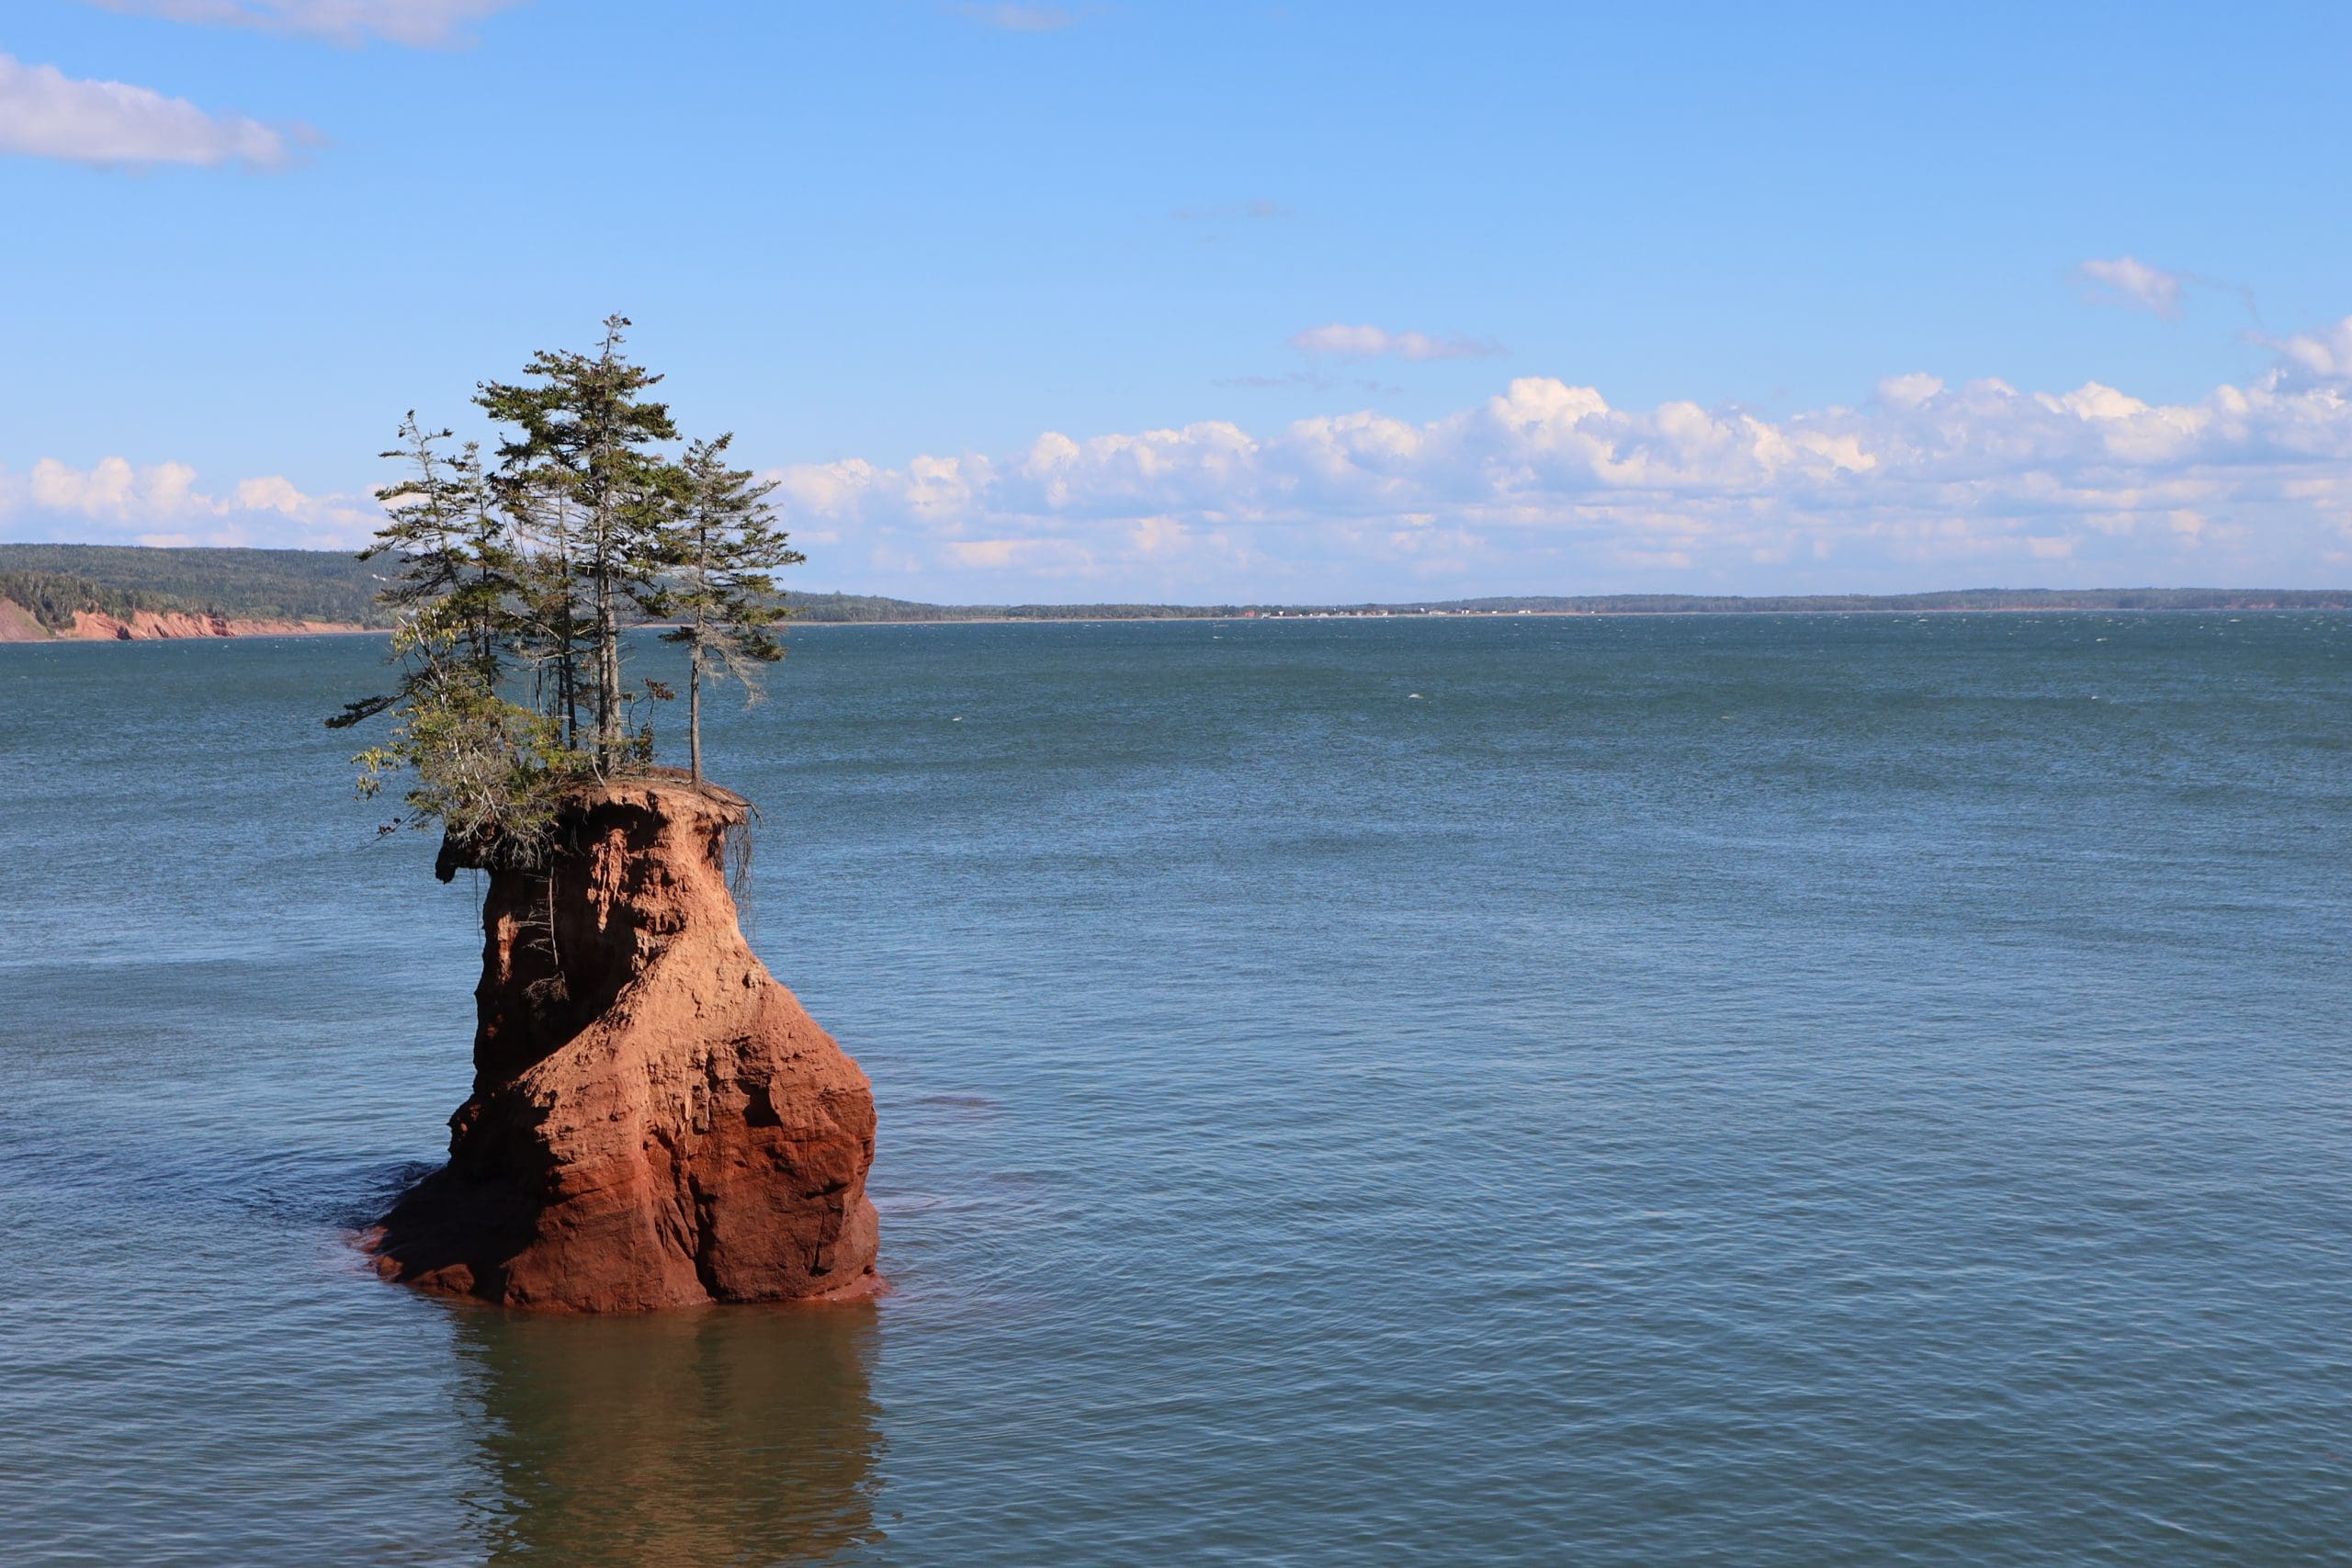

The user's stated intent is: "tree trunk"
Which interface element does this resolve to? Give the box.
[688,644,703,784]
[555,500,577,750]
[595,566,620,765]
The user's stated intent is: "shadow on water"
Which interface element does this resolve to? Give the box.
[448,1301,885,1565]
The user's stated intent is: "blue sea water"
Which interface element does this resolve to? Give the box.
[0,612,2347,1565]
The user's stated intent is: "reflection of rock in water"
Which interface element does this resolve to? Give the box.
[452,1303,883,1565]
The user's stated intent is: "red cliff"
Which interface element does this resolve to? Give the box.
[0,599,368,640]
[368,777,878,1311]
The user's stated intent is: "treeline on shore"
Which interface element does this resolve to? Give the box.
[0,545,389,630]
[1,543,2346,634]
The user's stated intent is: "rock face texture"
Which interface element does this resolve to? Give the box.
[0,599,367,640]
[370,778,878,1312]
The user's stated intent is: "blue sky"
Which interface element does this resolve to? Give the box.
[5,1,2351,600]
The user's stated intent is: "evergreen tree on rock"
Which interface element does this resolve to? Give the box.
[645,434,804,784]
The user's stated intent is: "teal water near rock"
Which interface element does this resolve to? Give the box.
[2,612,2346,1564]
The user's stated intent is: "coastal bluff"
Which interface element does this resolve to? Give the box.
[0,598,365,640]
[368,777,878,1312]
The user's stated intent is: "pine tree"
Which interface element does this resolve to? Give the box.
[329,415,566,861]
[498,468,593,750]
[327,414,514,727]
[476,315,678,769]
[329,317,805,862]
[646,434,805,784]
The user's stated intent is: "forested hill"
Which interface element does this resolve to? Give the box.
[0,544,2344,635]
[0,544,390,630]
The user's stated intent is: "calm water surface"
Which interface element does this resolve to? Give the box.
[1,614,2347,1564]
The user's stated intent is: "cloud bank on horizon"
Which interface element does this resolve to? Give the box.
[0,457,381,548]
[5,6,2350,600]
[9,317,2351,599]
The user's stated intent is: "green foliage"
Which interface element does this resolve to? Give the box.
[478,315,682,762]
[363,415,515,680]
[330,317,805,860]
[352,619,585,863]
[644,434,806,781]
[0,570,158,630]
[0,548,390,628]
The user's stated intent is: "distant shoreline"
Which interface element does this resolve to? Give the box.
[1,542,2345,641]
[5,601,2347,645]
[786,602,2346,628]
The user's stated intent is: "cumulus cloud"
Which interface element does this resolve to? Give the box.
[957,3,1080,32]
[0,51,296,169]
[2260,317,2352,383]
[20,322,2352,597]
[81,0,525,47]
[0,457,381,546]
[1289,323,1505,362]
[2078,256,2187,319]
[1874,372,1945,411]
[744,316,2352,598]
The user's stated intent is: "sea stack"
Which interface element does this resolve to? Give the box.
[370,775,878,1312]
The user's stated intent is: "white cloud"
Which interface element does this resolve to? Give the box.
[20,321,2352,598]
[2260,317,2352,382]
[957,3,1079,32]
[1289,323,1505,362]
[1875,372,1944,411]
[748,315,2352,598]
[0,457,381,546]
[0,51,295,169]
[2078,256,2187,319]
[82,0,525,47]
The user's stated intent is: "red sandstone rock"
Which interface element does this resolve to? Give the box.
[0,597,46,641]
[0,597,368,640]
[368,777,878,1312]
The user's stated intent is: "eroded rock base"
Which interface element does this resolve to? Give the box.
[369,778,878,1313]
